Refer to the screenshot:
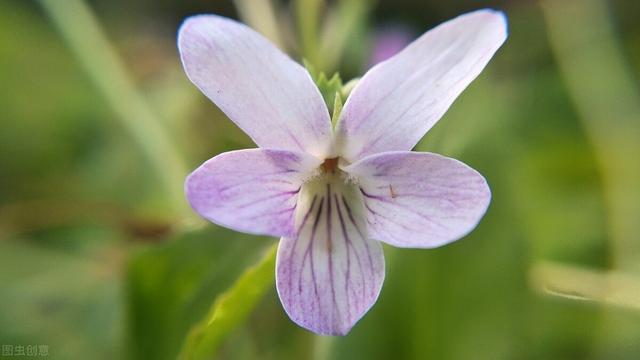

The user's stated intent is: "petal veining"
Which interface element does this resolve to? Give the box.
[276,173,385,335]
[185,148,321,237]
[343,151,491,248]
[178,15,332,157]
[335,9,507,162]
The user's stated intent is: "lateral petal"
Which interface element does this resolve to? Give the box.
[343,151,491,248]
[185,149,321,237]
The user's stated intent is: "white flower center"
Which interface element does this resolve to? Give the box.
[295,157,364,235]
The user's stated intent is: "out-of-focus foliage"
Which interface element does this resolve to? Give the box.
[177,244,276,360]
[1,0,640,359]
[128,229,273,360]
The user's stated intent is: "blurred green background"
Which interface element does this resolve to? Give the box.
[2,0,640,359]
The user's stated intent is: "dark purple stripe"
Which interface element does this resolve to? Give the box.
[335,194,362,318]
[364,202,381,217]
[286,195,317,308]
[359,186,388,202]
[341,195,375,288]
[300,197,324,306]
[326,184,339,317]
[296,195,317,234]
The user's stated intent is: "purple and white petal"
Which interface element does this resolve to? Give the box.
[276,178,385,335]
[335,9,507,162]
[178,15,332,157]
[343,151,491,248]
[185,149,321,237]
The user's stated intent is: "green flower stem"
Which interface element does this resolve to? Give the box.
[39,0,188,215]
[541,0,640,273]
[313,336,335,360]
[178,243,277,360]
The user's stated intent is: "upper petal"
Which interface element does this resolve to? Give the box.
[178,15,332,157]
[185,149,321,237]
[335,9,507,162]
[343,151,491,248]
[276,175,385,335]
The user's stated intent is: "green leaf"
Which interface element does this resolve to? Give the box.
[331,91,343,129]
[178,243,277,360]
[316,72,343,113]
[127,227,271,360]
[304,59,343,113]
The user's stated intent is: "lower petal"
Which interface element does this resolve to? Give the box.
[276,176,385,335]
[343,151,491,248]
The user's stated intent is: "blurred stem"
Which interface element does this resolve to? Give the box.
[541,0,640,272]
[295,0,324,69]
[320,0,370,72]
[233,0,286,50]
[39,0,189,216]
[530,261,640,310]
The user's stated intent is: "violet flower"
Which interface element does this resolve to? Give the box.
[179,9,507,335]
